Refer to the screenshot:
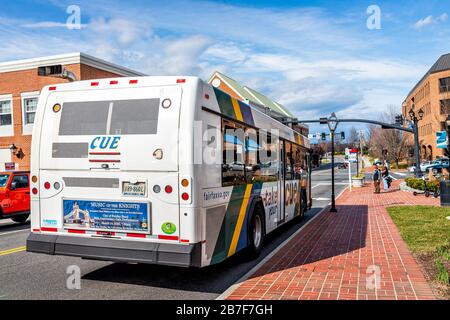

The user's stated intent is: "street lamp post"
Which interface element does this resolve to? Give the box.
[328,112,338,213]
[446,115,450,157]
[409,107,424,178]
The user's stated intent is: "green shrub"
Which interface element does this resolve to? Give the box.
[405,177,440,192]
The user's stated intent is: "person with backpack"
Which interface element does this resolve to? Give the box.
[373,165,381,193]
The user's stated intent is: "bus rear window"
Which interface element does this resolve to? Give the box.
[59,101,110,135]
[58,99,160,136]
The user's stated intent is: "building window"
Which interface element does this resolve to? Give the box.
[439,77,450,93]
[23,97,38,124]
[21,92,40,135]
[440,99,450,115]
[0,99,12,126]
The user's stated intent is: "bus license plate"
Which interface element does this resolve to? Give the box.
[122,182,146,196]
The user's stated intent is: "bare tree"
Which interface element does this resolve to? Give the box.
[348,127,359,147]
[367,105,413,167]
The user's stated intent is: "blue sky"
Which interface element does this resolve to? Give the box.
[1,0,449,137]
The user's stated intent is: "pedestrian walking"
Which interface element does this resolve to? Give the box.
[381,165,390,192]
[373,165,381,193]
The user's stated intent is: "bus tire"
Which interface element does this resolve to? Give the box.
[247,203,265,259]
[11,214,29,224]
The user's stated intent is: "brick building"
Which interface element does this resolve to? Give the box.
[402,53,450,161]
[208,71,309,136]
[0,52,144,171]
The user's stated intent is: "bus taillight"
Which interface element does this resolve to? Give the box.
[32,188,38,195]
[165,185,173,194]
[181,193,189,201]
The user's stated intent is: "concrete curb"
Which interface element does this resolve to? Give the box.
[216,186,349,300]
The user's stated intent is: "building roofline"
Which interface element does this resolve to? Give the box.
[405,53,450,100]
[209,71,246,100]
[0,52,146,77]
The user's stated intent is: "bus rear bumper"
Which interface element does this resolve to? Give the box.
[26,233,202,267]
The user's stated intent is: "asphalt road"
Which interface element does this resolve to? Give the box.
[0,160,352,300]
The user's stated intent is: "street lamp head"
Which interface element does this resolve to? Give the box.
[327,112,338,132]
[418,108,424,120]
[408,108,415,120]
[446,115,450,127]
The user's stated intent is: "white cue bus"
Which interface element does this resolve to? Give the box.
[26,76,312,267]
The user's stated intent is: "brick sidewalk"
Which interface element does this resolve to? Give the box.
[226,181,438,300]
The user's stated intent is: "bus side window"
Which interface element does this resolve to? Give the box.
[285,142,293,180]
[222,120,246,187]
[293,144,302,180]
[246,129,278,183]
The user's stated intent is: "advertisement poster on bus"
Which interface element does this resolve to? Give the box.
[63,199,149,232]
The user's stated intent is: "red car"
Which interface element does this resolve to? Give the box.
[0,171,30,224]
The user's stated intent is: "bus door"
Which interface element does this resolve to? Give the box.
[278,140,286,225]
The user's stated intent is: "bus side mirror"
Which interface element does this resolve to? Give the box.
[10,181,17,190]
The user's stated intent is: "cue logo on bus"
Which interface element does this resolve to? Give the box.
[90,136,121,150]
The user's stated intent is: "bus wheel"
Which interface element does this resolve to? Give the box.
[11,214,29,224]
[248,205,265,258]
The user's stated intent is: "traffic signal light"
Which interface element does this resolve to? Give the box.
[321,133,326,141]
[341,132,345,140]
[395,115,403,125]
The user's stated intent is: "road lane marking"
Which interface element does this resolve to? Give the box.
[312,182,348,189]
[0,246,26,257]
[0,229,30,237]
[393,172,406,177]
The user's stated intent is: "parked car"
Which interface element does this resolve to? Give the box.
[423,159,449,172]
[419,161,433,172]
[0,171,30,224]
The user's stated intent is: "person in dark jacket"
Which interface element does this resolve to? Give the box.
[373,165,381,193]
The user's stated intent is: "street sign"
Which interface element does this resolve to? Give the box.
[437,131,447,148]
[348,153,357,163]
[5,162,15,171]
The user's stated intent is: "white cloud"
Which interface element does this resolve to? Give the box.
[414,13,448,29]
[414,15,434,29]
[0,1,436,125]
[89,18,152,46]
[22,21,86,29]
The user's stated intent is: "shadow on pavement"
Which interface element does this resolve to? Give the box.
[0,220,30,233]
[82,210,319,295]
[248,204,368,278]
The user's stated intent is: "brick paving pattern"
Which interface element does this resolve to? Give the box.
[227,181,438,300]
